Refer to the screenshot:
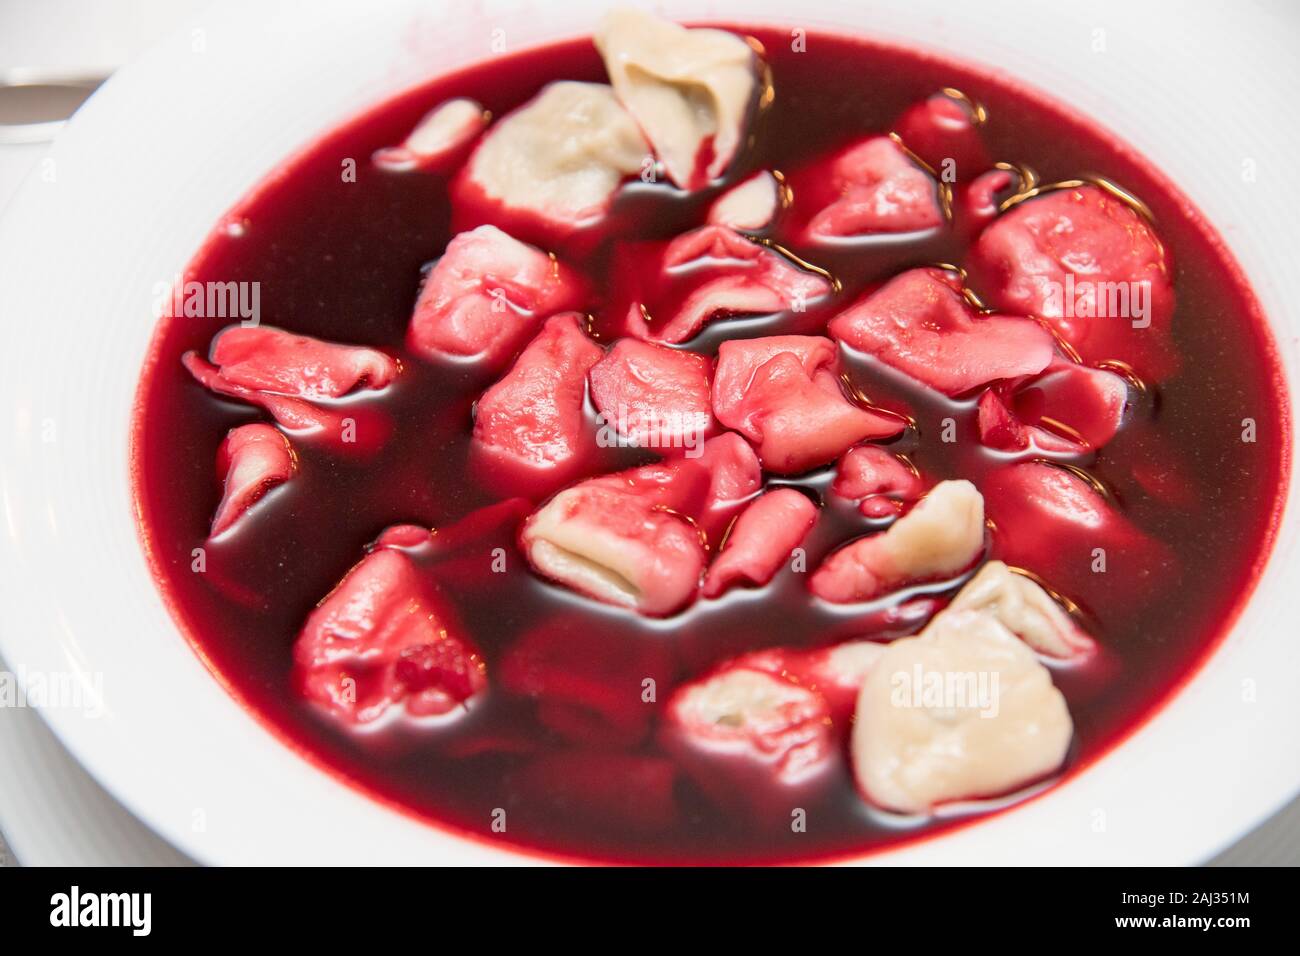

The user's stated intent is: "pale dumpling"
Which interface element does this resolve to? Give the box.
[851,608,1073,814]
[594,8,758,188]
[465,81,649,227]
[949,560,1096,660]
[405,98,486,157]
[374,98,486,169]
[708,171,781,230]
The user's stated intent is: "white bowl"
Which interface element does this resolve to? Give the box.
[1,0,1297,865]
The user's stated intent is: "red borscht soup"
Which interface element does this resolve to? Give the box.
[132,11,1289,863]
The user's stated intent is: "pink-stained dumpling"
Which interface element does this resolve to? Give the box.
[806,136,945,239]
[499,615,673,747]
[832,444,923,518]
[977,359,1128,454]
[182,329,395,452]
[702,488,818,597]
[588,338,714,453]
[712,334,904,474]
[407,224,585,368]
[851,608,1073,814]
[977,389,1074,455]
[695,431,763,505]
[892,90,989,183]
[471,313,603,492]
[948,560,1096,660]
[292,527,486,724]
[828,267,1055,396]
[372,97,487,172]
[810,479,985,603]
[959,167,1015,237]
[663,662,835,799]
[982,462,1174,603]
[629,226,833,344]
[209,424,296,538]
[518,435,762,614]
[206,325,398,399]
[594,8,758,189]
[184,352,362,446]
[968,184,1176,378]
[519,461,711,617]
[692,431,763,541]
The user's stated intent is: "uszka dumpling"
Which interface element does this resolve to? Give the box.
[462,81,649,229]
[708,171,781,230]
[373,98,487,171]
[595,8,759,189]
[948,560,1095,660]
[851,609,1073,815]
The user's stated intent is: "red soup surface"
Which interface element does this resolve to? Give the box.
[132,25,1289,863]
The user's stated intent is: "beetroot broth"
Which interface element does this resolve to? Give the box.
[132,28,1289,863]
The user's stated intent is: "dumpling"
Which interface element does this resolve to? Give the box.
[810,480,985,603]
[595,9,758,189]
[851,608,1073,814]
[461,82,649,229]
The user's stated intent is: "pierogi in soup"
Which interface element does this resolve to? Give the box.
[132,8,1287,862]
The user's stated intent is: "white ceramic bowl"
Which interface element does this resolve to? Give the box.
[1,0,1297,865]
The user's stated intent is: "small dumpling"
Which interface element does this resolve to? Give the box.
[948,561,1095,660]
[968,184,1176,379]
[470,313,603,494]
[805,136,945,238]
[293,527,487,724]
[982,462,1175,605]
[627,226,833,345]
[712,334,903,473]
[708,171,781,230]
[595,8,758,189]
[406,224,584,368]
[209,424,296,538]
[828,266,1055,397]
[373,98,487,171]
[851,608,1073,814]
[977,358,1128,456]
[702,488,818,597]
[832,444,923,518]
[587,338,715,451]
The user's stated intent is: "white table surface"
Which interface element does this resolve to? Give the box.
[0,0,1295,867]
